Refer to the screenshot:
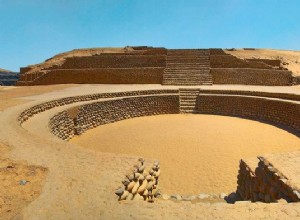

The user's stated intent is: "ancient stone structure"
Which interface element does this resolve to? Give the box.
[237,157,300,203]
[16,47,296,86]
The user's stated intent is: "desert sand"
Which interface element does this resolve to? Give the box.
[0,84,300,219]
[226,49,300,76]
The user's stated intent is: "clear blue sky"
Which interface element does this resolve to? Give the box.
[1,0,300,71]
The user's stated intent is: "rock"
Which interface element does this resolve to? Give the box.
[154,169,161,178]
[137,180,148,194]
[122,179,130,186]
[170,195,182,201]
[219,193,227,199]
[182,195,196,201]
[133,194,144,201]
[132,182,140,195]
[115,187,125,196]
[126,193,134,200]
[19,180,28,185]
[138,165,145,173]
[147,181,155,190]
[198,194,210,199]
[293,190,300,200]
[146,175,152,181]
[120,191,129,200]
[264,194,272,203]
[162,194,170,200]
[143,189,149,196]
[127,181,135,192]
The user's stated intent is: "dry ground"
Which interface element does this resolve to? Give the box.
[0,84,300,219]
[226,49,300,76]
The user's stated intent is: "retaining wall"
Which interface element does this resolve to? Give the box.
[49,111,75,140]
[197,94,300,132]
[211,68,293,86]
[49,55,166,69]
[237,158,300,202]
[210,55,273,69]
[18,90,178,124]
[26,68,164,85]
[75,95,179,135]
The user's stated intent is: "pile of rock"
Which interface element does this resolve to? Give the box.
[115,158,161,202]
[237,157,300,203]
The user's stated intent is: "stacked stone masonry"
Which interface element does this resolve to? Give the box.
[211,68,293,86]
[75,95,179,135]
[237,158,300,203]
[197,94,300,133]
[49,111,75,141]
[18,89,178,124]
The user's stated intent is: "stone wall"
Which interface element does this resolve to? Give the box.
[293,76,300,85]
[210,55,273,69]
[18,90,178,124]
[49,55,166,69]
[49,111,75,140]
[199,90,300,102]
[237,158,300,202]
[74,95,179,135]
[197,94,300,133]
[211,68,293,86]
[25,68,164,85]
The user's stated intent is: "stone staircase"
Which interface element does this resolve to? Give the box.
[163,49,212,86]
[179,88,200,113]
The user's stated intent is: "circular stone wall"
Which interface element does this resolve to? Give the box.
[70,114,300,195]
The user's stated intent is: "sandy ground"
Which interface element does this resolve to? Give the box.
[0,84,300,219]
[71,114,300,195]
[0,85,75,111]
[0,143,47,220]
[226,49,300,76]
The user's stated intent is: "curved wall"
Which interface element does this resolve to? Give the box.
[197,94,300,133]
[49,95,179,140]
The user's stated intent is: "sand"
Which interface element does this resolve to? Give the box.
[0,143,47,220]
[226,49,300,76]
[71,114,300,195]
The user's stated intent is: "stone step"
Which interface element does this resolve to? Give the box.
[164,70,211,73]
[163,82,212,85]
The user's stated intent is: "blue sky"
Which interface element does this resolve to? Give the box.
[1,0,300,71]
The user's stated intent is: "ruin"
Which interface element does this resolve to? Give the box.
[16,47,297,86]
